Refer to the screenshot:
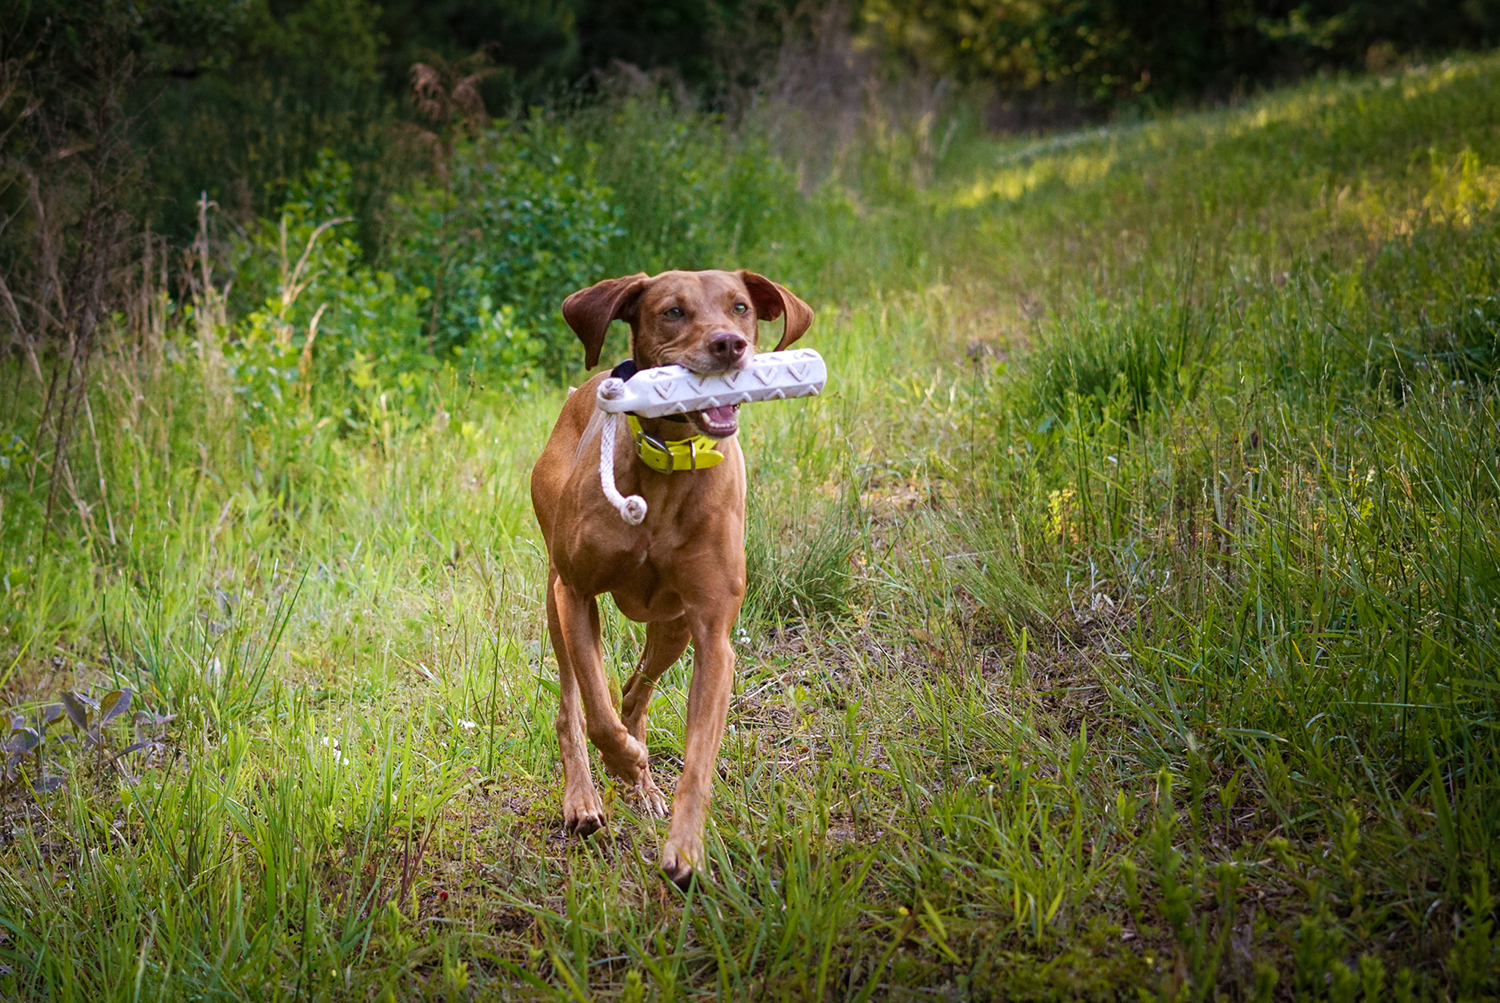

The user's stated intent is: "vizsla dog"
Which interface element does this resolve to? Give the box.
[530,269,813,886]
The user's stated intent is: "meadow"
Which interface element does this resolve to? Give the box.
[1,52,1499,1001]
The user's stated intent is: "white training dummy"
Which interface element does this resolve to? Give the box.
[595,348,828,524]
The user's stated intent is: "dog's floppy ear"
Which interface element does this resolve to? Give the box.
[561,273,649,369]
[739,271,814,351]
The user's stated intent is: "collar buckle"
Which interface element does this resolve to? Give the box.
[626,415,726,474]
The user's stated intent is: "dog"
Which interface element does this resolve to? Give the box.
[530,269,813,886]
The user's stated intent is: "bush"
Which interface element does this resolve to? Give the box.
[383,122,621,375]
[228,154,438,431]
[570,93,802,279]
[379,96,804,377]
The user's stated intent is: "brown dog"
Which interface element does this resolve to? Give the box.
[530,269,813,886]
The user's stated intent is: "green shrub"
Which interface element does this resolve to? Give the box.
[569,93,802,277]
[383,122,621,374]
[228,153,439,431]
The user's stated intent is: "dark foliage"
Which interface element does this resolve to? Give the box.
[377,0,796,105]
[376,0,581,107]
[863,0,1500,106]
[1,0,147,541]
[132,0,391,242]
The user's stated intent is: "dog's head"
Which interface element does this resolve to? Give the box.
[562,269,813,438]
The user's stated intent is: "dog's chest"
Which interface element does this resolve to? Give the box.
[604,546,686,620]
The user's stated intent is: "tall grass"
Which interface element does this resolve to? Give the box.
[3,54,1500,1000]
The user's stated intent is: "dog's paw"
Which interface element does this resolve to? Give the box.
[660,836,701,890]
[600,733,650,786]
[562,786,606,837]
[634,772,668,818]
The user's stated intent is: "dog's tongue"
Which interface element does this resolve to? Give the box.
[705,405,737,425]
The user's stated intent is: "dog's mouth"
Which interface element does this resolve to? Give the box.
[687,404,740,438]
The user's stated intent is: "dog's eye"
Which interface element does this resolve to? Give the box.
[664,307,684,319]
[732,303,748,315]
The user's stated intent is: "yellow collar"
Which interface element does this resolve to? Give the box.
[626,415,726,473]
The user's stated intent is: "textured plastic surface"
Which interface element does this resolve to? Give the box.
[595,349,826,417]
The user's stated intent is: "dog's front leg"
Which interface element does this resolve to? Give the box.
[551,577,650,789]
[660,612,736,888]
[547,571,605,836]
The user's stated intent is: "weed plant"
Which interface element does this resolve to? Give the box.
[3,55,1500,1000]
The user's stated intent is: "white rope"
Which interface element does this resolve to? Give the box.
[597,379,647,525]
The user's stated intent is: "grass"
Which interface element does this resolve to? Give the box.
[3,53,1500,1000]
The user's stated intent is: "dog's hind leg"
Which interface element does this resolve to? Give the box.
[547,569,606,836]
[620,617,692,817]
[551,577,651,789]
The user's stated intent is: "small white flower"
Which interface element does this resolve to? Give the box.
[457,719,478,731]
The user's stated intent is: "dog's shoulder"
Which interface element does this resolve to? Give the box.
[534,372,609,491]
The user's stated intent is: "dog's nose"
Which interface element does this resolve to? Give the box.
[707,331,748,364]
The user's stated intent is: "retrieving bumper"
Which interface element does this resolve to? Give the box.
[595,349,827,418]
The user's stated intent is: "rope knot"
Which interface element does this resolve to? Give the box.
[597,384,647,525]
